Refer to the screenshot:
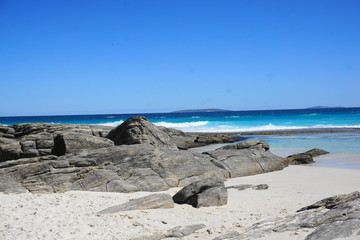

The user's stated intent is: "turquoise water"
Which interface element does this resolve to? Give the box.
[1,107,360,169]
[1,107,360,132]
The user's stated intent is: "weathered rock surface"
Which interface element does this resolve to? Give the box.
[286,148,329,165]
[0,123,113,161]
[0,144,228,193]
[130,224,206,240]
[52,132,114,155]
[204,140,287,177]
[173,177,228,208]
[0,119,287,194]
[160,126,244,149]
[213,191,360,240]
[226,184,269,191]
[98,193,174,214]
[107,117,178,149]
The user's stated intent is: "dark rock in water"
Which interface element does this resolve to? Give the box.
[286,148,329,165]
[97,193,174,214]
[204,140,287,177]
[160,126,243,150]
[173,177,227,208]
[106,117,178,149]
[219,139,270,151]
[52,132,114,156]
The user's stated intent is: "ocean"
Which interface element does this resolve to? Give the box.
[1,107,360,169]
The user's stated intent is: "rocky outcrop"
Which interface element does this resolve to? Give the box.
[0,144,228,193]
[204,140,287,177]
[286,148,329,165]
[173,178,228,208]
[213,191,360,240]
[0,119,287,194]
[98,193,174,214]
[0,123,113,162]
[107,117,178,149]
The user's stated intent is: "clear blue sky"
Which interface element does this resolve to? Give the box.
[1,0,359,116]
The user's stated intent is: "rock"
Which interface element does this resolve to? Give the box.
[204,140,287,177]
[219,139,270,151]
[286,148,329,165]
[1,143,227,193]
[187,186,228,208]
[0,172,29,193]
[97,193,174,214]
[160,126,244,149]
[226,184,269,191]
[173,177,227,208]
[222,191,360,240]
[167,224,206,238]
[0,137,22,161]
[0,123,113,161]
[297,191,360,212]
[0,125,15,138]
[130,224,206,240]
[212,231,241,240]
[52,132,114,156]
[106,117,178,149]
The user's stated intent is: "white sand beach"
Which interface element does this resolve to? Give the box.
[1,165,359,240]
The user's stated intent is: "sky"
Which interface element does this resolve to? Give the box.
[0,0,359,116]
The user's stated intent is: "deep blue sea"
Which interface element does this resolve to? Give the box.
[1,107,360,168]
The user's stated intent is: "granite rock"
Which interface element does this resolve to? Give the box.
[204,140,287,177]
[106,117,178,149]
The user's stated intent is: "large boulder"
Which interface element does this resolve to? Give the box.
[173,177,228,208]
[204,140,287,177]
[106,117,178,149]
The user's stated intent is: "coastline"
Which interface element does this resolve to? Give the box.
[1,121,360,239]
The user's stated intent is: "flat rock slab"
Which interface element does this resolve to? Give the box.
[98,193,174,214]
[130,224,206,240]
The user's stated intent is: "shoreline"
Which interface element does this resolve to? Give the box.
[1,165,359,240]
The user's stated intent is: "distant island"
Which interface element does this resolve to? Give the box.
[171,108,232,113]
[306,106,345,109]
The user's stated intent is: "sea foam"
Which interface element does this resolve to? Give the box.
[154,121,209,128]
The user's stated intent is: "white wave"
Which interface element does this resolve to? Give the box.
[178,123,360,133]
[191,116,201,118]
[97,120,124,127]
[155,121,209,128]
[225,116,240,118]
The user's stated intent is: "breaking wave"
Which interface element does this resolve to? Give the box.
[154,121,209,128]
